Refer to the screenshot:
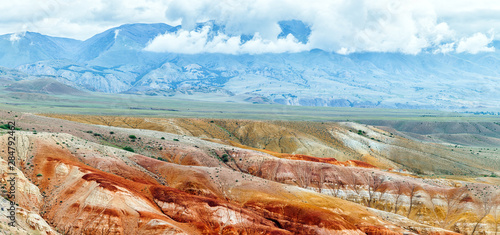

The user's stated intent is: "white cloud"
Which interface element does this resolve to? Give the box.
[159,0,464,54]
[0,0,498,54]
[0,0,176,40]
[9,33,22,42]
[431,0,500,39]
[336,47,353,55]
[144,26,310,54]
[433,42,455,54]
[456,32,495,54]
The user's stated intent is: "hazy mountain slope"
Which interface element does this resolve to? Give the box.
[0,32,80,67]
[1,22,499,110]
[0,66,36,83]
[106,47,500,109]
[77,23,173,62]
[5,78,85,95]
[15,61,136,93]
[278,20,311,43]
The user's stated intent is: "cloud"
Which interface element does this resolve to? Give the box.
[0,0,177,40]
[0,0,498,54]
[456,32,495,54]
[433,42,455,54]
[9,32,23,42]
[144,26,310,54]
[157,0,474,54]
[431,0,500,39]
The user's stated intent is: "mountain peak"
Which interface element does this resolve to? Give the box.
[278,20,311,44]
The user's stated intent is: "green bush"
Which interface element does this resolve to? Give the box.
[221,154,229,163]
[122,146,134,152]
[36,173,43,177]
[173,138,179,141]
[129,135,137,139]
[0,124,20,130]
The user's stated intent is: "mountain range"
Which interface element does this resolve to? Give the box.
[1,21,500,111]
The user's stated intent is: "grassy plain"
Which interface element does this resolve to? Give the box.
[1,91,500,123]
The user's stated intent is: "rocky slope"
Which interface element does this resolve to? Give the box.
[0,111,499,234]
[41,114,500,176]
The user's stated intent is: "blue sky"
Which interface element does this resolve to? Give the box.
[2,0,499,54]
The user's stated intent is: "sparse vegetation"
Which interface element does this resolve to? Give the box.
[0,123,20,130]
[122,146,134,152]
[157,157,168,162]
[2,108,500,234]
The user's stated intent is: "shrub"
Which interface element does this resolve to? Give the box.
[221,154,229,163]
[86,130,93,133]
[0,124,20,130]
[36,173,43,177]
[173,138,179,141]
[93,133,102,137]
[161,137,165,140]
[122,146,134,152]
[129,135,137,139]
[110,131,115,134]
[157,157,169,162]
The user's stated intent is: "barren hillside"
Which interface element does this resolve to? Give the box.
[41,114,500,176]
[0,111,498,234]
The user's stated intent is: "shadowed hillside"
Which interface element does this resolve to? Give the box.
[5,78,85,95]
